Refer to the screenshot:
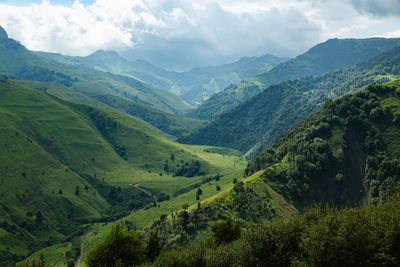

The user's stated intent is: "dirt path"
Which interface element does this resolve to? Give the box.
[77,231,92,267]
[133,183,157,202]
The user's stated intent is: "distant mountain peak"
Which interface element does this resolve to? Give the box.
[0,26,8,39]
[90,49,120,58]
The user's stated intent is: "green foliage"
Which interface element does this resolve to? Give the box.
[174,160,203,177]
[211,220,241,245]
[146,231,161,262]
[85,222,146,267]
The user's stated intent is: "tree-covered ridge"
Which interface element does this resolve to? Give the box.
[194,37,400,120]
[181,46,400,157]
[248,81,400,208]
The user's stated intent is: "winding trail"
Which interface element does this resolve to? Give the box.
[77,231,92,267]
[132,183,157,202]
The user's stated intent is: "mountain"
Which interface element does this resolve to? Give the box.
[180,45,400,157]
[0,26,192,116]
[144,80,400,256]
[194,37,400,120]
[38,49,288,105]
[0,78,244,265]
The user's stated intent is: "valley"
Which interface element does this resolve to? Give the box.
[0,8,399,266]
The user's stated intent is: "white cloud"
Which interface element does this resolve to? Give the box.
[380,29,400,38]
[0,0,398,70]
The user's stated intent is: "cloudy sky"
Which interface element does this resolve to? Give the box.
[0,0,399,70]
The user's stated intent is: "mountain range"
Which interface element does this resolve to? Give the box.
[38,49,288,105]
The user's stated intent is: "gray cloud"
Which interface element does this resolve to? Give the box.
[349,0,400,17]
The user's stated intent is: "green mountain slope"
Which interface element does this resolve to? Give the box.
[38,50,288,105]
[0,78,244,265]
[180,46,400,157]
[0,26,191,115]
[194,37,400,120]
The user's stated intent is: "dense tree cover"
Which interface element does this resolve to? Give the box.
[85,223,163,266]
[248,82,400,207]
[86,222,146,267]
[193,37,400,121]
[211,220,241,245]
[151,189,400,267]
[181,46,400,158]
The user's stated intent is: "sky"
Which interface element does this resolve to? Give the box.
[0,0,399,70]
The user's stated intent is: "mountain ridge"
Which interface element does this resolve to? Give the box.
[193,37,400,120]
[180,45,400,157]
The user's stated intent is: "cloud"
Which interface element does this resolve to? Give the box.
[349,0,400,17]
[0,0,397,70]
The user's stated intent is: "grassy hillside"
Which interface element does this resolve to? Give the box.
[0,27,191,115]
[0,78,245,266]
[194,37,400,120]
[181,46,400,157]
[38,50,288,105]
